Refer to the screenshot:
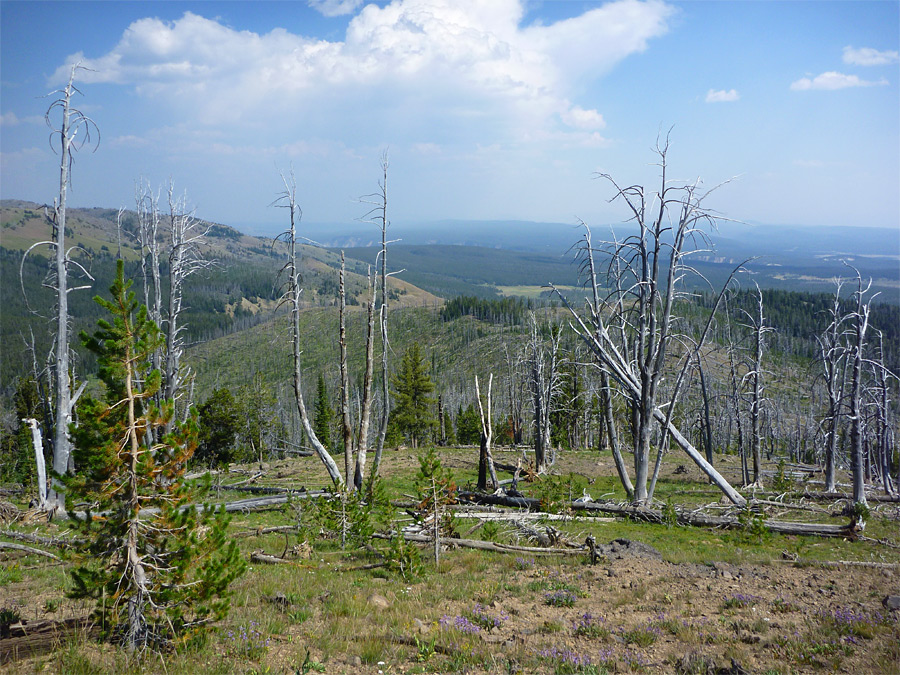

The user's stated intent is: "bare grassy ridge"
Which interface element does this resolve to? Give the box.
[2,449,899,674]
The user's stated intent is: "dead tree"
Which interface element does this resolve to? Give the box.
[739,282,774,487]
[338,253,355,486]
[359,151,400,482]
[274,171,343,487]
[817,279,848,493]
[354,268,378,490]
[557,139,746,506]
[475,374,499,490]
[527,313,563,472]
[40,64,99,509]
[846,268,874,516]
[163,183,211,419]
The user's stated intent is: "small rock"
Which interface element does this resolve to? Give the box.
[367,593,390,611]
[413,618,429,634]
[882,595,900,611]
[347,655,362,667]
[606,568,617,578]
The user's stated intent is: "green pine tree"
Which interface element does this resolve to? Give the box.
[65,261,245,650]
[455,403,482,446]
[313,372,334,450]
[390,342,436,448]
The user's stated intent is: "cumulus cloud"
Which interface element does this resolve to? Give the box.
[705,88,738,103]
[49,1,674,143]
[561,105,606,129]
[308,0,364,17]
[843,46,899,66]
[790,71,888,91]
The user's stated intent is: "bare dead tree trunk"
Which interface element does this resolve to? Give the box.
[163,183,210,426]
[43,64,98,510]
[339,252,354,488]
[847,269,873,516]
[362,152,393,482]
[818,280,847,493]
[740,283,773,487]
[528,314,562,472]
[354,269,377,490]
[24,418,47,508]
[697,357,714,466]
[274,172,343,487]
[475,374,499,491]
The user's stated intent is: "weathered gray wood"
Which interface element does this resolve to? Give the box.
[0,542,61,560]
[571,501,858,538]
[0,529,83,549]
[0,617,97,664]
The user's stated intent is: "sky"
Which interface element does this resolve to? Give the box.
[1,0,898,236]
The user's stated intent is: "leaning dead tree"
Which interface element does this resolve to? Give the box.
[273,171,343,487]
[26,64,99,510]
[556,138,746,506]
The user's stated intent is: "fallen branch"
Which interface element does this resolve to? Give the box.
[0,542,61,561]
[0,529,84,549]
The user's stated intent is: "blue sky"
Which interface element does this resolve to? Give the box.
[1,0,897,235]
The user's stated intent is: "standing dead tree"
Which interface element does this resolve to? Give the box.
[845,267,876,520]
[273,171,343,487]
[358,151,402,482]
[527,313,564,472]
[556,139,746,506]
[163,183,212,421]
[22,64,99,511]
[738,282,774,487]
[817,278,847,493]
[475,374,499,491]
[337,252,378,491]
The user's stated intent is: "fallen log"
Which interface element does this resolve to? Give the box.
[570,502,859,538]
[451,511,615,523]
[800,491,900,503]
[373,531,584,556]
[249,550,305,566]
[456,491,541,510]
[0,542,60,561]
[234,525,301,539]
[0,618,97,664]
[0,529,84,549]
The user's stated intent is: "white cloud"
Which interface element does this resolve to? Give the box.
[561,105,606,129]
[790,71,888,91]
[49,1,674,142]
[843,46,899,67]
[0,112,19,126]
[308,0,364,17]
[705,88,739,103]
